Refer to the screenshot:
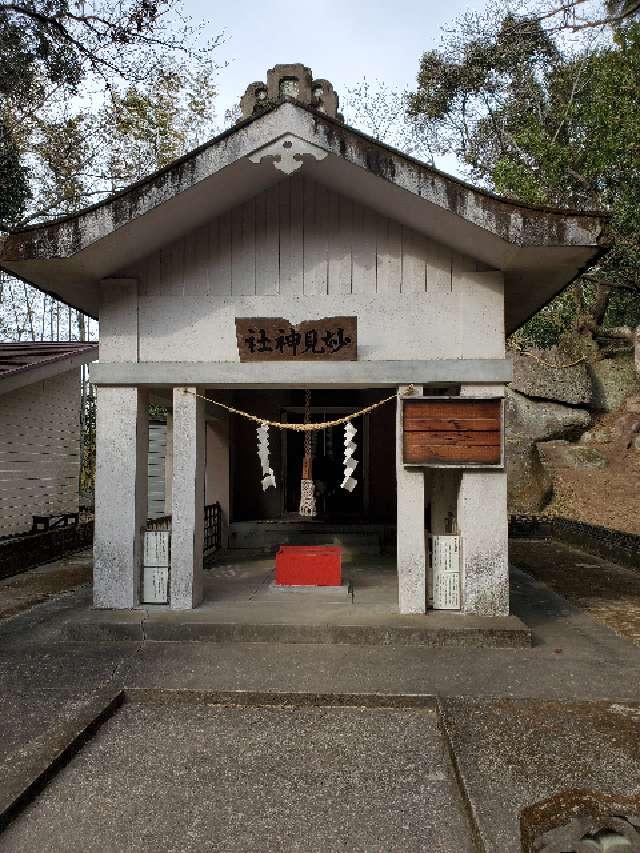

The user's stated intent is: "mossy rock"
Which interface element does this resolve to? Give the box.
[589,355,640,412]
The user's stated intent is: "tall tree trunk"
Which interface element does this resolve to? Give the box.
[575,280,613,337]
[23,284,35,340]
[591,282,612,328]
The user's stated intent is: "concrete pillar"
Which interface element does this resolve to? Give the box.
[94,386,148,609]
[205,411,230,549]
[396,384,426,614]
[171,387,205,609]
[458,384,509,616]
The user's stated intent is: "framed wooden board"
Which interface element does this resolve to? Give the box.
[236,316,357,362]
[403,396,504,468]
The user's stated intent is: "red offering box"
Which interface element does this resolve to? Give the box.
[275,545,342,586]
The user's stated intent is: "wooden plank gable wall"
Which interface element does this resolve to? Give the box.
[0,370,81,536]
[132,174,491,300]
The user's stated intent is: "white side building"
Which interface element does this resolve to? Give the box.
[0,342,98,537]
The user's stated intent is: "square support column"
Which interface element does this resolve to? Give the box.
[205,411,230,549]
[94,386,148,609]
[458,384,509,616]
[396,384,426,614]
[171,387,205,609]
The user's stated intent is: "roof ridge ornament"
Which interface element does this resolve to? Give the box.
[239,62,343,121]
[248,133,328,174]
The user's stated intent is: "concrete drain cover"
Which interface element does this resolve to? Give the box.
[534,817,640,852]
[580,831,634,852]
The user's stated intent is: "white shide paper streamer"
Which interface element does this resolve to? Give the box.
[257,422,276,491]
[341,421,358,492]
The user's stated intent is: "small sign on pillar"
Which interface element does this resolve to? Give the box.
[143,531,170,604]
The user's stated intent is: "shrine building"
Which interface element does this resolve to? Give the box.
[0,64,606,616]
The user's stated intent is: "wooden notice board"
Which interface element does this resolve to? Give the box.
[403,397,503,467]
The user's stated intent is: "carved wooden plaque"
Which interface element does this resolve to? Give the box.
[403,397,503,467]
[236,316,357,362]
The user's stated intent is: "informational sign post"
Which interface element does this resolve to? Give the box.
[403,397,503,467]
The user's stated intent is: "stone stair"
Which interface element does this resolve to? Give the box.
[227,521,386,557]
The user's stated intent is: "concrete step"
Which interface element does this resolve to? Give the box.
[228,522,384,556]
[63,611,532,648]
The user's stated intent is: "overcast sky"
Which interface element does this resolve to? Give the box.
[183,0,488,171]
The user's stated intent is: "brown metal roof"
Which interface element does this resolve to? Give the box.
[0,341,98,380]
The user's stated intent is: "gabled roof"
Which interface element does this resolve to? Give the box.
[0,100,608,333]
[0,341,98,395]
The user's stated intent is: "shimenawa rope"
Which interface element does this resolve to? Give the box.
[181,386,414,431]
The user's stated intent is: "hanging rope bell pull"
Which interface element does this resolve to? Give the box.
[299,389,317,517]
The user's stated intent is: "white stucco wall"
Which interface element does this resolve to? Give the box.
[0,369,81,536]
[99,174,505,365]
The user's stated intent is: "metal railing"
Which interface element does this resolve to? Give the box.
[146,515,172,532]
[204,502,222,558]
[144,503,221,559]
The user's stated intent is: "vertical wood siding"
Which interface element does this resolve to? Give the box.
[0,370,81,537]
[147,420,167,519]
[131,174,490,301]
[108,174,503,364]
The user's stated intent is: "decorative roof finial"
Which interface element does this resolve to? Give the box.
[239,63,343,121]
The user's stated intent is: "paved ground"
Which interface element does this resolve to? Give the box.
[1,701,474,853]
[0,550,91,621]
[512,539,640,646]
[440,697,640,852]
[1,541,640,851]
[65,555,529,647]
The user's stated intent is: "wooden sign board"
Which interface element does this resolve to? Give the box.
[236,316,357,362]
[403,397,503,467]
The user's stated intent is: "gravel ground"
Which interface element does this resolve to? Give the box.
[0,550,91,620]
[541,402,640,535]
[1,702,474,853]
[511,539,640,646]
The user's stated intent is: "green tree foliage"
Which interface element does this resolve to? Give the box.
[409,6,640,350]
[0,0,221,230]
[0,1,222,495]
[99,66,218,185]
[0,116,31,223]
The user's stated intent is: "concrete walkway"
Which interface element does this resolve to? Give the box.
[1,541,640,851]
[65,556,530,647]
[0,549,91,621]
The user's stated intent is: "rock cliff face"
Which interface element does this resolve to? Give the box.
[506,350,640,513]
[511,351,592,406]
[589,355,640,412]
[505,388,592,513]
